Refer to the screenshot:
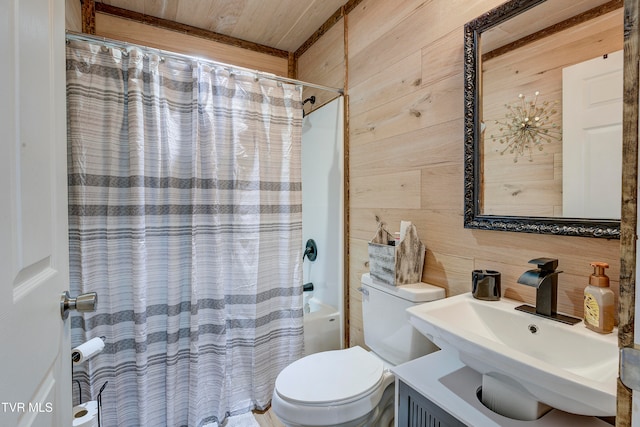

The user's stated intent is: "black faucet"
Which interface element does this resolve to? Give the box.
[517,258,559,317]
[515,258,581,325]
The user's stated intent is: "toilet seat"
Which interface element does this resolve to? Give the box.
[272,346,393,426]
[275,346,383,404]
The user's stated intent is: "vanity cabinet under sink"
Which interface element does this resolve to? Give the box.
[392,351,612,427]
[397,380,465,427]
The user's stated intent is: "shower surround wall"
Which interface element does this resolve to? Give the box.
[302,97,345,343]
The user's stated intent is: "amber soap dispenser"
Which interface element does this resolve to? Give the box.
[583,262,614,334]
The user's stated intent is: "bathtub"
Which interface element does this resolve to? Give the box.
[303,297,341,356]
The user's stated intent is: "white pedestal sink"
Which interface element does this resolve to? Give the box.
[406,293,618,417]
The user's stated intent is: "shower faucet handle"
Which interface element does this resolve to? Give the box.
[303,239,317,261]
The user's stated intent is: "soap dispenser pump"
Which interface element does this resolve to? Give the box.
[583,262,615,334]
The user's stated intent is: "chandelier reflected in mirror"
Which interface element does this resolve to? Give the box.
[489,92,562,163]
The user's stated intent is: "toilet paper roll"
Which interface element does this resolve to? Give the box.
[72,400,98,427]
[71,337,104,365]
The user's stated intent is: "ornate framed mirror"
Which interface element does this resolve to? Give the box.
[463,0,622,238]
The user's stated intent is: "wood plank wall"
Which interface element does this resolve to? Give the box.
[618,0,640,423]
[66,0,82,32]
[93,13,289,77]
[297,20,345,113]
[65,0,289,76]
[298,0,622,348]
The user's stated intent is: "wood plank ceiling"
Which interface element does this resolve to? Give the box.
[95,0,347,52]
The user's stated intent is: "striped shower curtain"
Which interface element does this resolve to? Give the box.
[66,39,304,427]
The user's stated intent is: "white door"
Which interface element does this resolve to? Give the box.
[562,50,623,219]
[0,0,71,426]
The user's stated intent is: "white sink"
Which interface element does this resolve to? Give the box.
[407,293,618,417]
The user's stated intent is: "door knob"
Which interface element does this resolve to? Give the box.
[60,291,98,320]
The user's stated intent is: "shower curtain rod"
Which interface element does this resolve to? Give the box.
[65,31,344,95]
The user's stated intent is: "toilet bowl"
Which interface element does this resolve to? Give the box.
[272,347,393,427]
[272,273,445,427]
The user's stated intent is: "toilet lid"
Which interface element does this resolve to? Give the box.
[275,346,384,404]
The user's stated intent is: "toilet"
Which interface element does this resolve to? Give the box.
[272,273,445,427]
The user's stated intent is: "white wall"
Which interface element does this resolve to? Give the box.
[301,96,344,326]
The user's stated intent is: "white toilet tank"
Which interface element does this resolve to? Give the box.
[361,273,445,366]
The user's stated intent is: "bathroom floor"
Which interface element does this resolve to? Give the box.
[254,408,285,427]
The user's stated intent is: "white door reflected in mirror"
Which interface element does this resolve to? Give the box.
[562,50,622,220]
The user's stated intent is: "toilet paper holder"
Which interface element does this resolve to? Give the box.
[60,291,98,320]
